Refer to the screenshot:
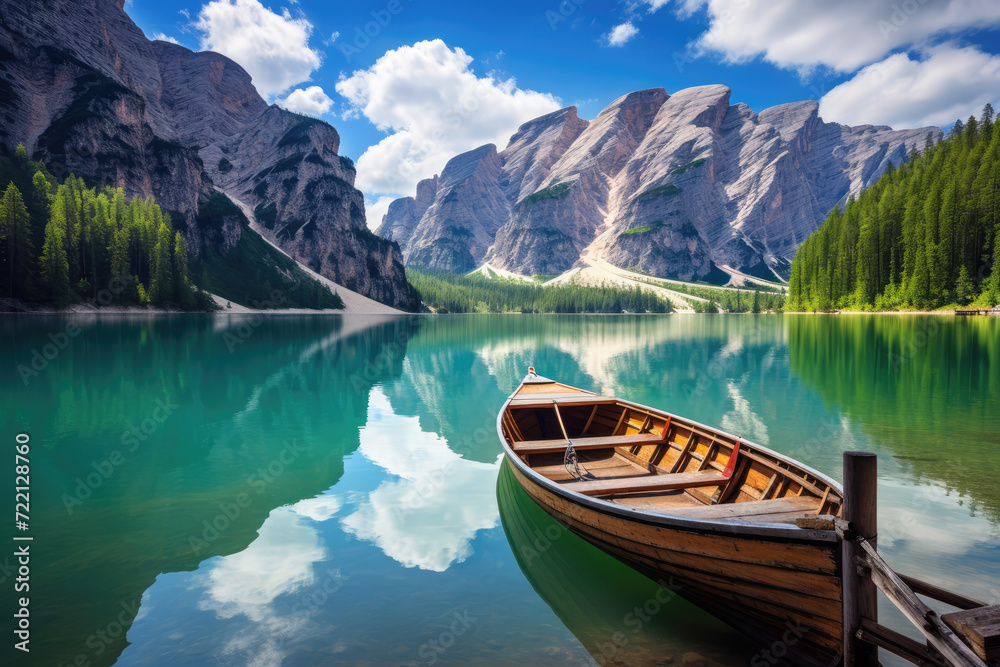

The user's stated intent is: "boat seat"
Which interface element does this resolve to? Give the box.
[508,395,619,408]
[559,469,730,497]
[665,496,822,519]
[511,433,664,454]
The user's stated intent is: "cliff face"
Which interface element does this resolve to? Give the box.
[0,0,418,309]
[381,85,941,281]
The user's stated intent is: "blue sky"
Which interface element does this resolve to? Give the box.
[126,0,1000,226]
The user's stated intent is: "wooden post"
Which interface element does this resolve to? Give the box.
[843,452,879,666]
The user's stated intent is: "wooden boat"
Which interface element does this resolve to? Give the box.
[496,368,846,666]
[496,461,755,665]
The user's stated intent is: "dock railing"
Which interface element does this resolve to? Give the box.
[840,452,998,667]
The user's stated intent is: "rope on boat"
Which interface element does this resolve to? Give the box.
[564,440,594,480]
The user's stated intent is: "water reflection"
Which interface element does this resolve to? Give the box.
[195,506,328,666]
[341,388,502,571]
[0,314,418,667]
[788,315,1000,522]
[3,314,998,667]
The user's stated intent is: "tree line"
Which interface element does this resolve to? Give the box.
[0,145,210,309]
[662,282,786,313]
[788,104,1000,311]
[407,269,673,313]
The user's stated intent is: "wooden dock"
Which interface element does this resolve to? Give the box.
[840,453,1000,666]
[955,307,1000,316]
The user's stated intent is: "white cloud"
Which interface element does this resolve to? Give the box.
[276,86,334,117]
[153,32,181,45]
[819,45,1000,128]
[606,21,639,47]
[335,39,561,198]
[365,196,395,232]
[324,30,340,46]
[194,0,322,98]
[677,0,1000,73]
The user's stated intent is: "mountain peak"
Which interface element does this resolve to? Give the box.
[0,0,418,309]
[384,85,941,280]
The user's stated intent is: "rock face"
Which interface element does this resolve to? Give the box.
[0,0,418,309]
[381,85,941,281]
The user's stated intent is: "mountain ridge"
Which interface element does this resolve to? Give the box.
[0,0,418,310]
[380,85,942,282]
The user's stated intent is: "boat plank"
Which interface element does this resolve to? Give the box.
[667,496,821,519]
[513,433,664,454]
[531,457,644,482]
[550,508,843,598]
[515,392,601,401]
[559,469,731,497]
[510,396,619,408]
[612,492,708,511]
[595,538,846,632]
[511,465,840,574]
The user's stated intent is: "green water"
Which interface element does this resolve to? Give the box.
[1,314,998,666]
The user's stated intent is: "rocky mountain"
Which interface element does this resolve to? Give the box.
[0,0,418,310]
[380,85,942,282]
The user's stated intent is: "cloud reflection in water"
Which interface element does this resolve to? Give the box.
[341,388,502,572]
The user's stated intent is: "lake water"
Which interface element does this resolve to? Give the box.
[2,314,998,666]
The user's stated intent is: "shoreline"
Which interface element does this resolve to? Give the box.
[1,306,989,317]
[784,310,972,316]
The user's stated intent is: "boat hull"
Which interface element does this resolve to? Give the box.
[507,460,845,666]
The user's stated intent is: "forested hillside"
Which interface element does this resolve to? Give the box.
[408,269,672,313]
[0,146,343,310]
[788,104,1000,311]
[0,146,210,309]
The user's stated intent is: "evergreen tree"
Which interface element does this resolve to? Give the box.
[789,104,1000,310]
[150,222,174,304]
[39,217,70,306]
[0,183,32,298]
[955,265,975,305]
[173,232,194,308]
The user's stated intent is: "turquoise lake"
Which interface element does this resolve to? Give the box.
[1,314,998,666]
